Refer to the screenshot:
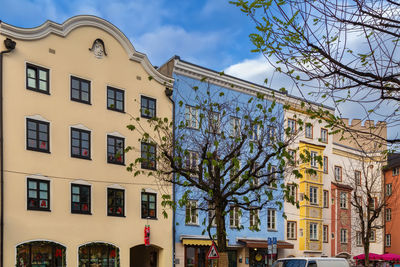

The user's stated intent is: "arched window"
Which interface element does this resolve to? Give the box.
[16,241,66,267]
[79,242,120,266]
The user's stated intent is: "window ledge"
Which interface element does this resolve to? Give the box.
[141,217,158,220]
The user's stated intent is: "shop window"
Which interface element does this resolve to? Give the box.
[141,192,156,219]
[107,188,124,217]
[71,128,91,159]
[71,184,91,214]
[17,241,66,267]
[26,63,49,94]
[79,242,120,266]
[107,135,124,165]
[107,86,124,112]
[27,178,50,211]
[141,96,156,118]
[27,118,49,153]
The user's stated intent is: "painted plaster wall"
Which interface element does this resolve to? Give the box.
[1,21,173,267]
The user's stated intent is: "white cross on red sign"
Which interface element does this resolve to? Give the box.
[207,242,220,259]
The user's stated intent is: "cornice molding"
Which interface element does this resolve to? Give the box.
[0,15,173,87]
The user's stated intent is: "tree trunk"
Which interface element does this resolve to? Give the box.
[218,252,229,267]
[364,240,370,267]
[215,203,228,267]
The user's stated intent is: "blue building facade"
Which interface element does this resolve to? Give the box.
[159,57,293,267]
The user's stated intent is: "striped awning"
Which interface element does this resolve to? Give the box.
[182,239,213,246]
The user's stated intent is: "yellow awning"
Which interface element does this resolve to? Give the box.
[182,239,213,246]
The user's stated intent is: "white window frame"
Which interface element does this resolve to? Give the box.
[386,183,392,196]
[287,221,297,240]
[186,200,198,225]
[230,117,241,137]
[340,192,348,209]
[209,111,220,133]
[208,204,217,227]
[386,234,392,247]
[267,209,276,230]
[288,184,297,201]
[356,231,362,246]
[310,151,318,168]
[386,208,392,221]
[369,230,376,242]
[323,156,328,173]
[250,123,259,142]
[309,186,318,205]
[323,225,329,243]
[230,206,240,228]
[185,105,199,129]
[249,208,259,229]
[185,151,199,172]
[320,128,328,143]
[310,223,318,240]
[289,150,296,165]
[305,124,313,138]
[288,119,296,134]
[393,167,399,176]
[335,166,342,181]
[323,190,329,208]
[340,229,348,244]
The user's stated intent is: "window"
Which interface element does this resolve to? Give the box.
[107,86,124,112]
[386,234,392,247]
[340,192,347,209]
[250,123,259,141]
[386,183,392,196]
[288,150,296,165]
[340,229,348,243]
[26,119,49,152]
[141,96,156,118]
[186,200,198,225]
[323,225,328,243]
[17,241,66,267]
[141,142,156,170]
[323,190,329,208]
[71,76,90,104]
[334,166,342,182]
[71,184,91,214]
[250,163,260,188]
[267,126,276,144]
[369,197,376,211]
[386,208,392,221]
[288,118,296,134]
[249,208,259,229]
[209,112,220,133]
[107,135,124,165]
[26,63,49,94]
[230,117,241,137]
[369,230,376,242]
[267,209,276,230]
[230,206,240,228]
[287,184,297,201]
[141,192,156,219]
[305,124,313,138]
[310,151,318,168]
[268,165,277,188]
[320,128,328,143]
[356,232,362,246]
[323,156,328,173]
[185,105,199,129]
[310,223,318,240]
[79,243,119,267]
[71,128,91,159]
[393,167,399,176]
[287,221,297,240]
[27,178,50,211]
[208,204,216,227]
[355,171,361,186]
[309,186,318,205]
[185,151,199,171]
[107,188,124,217]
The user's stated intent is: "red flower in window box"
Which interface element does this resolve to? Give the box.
[117,155,122,162]
[117,207,122,214]
[40,200,47,207]
[83,149,88,156]
[82,204,88,211]
[55,248,62,258]
[110,249,116,258]
[40,141,46,149]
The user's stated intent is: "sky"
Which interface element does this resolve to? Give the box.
[1,0,396,141]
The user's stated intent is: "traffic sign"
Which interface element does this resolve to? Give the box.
[207,242,220,259]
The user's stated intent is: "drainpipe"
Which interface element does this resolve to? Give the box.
[0,36,16,267]
[165,87,175,267]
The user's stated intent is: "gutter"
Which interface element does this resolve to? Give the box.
[0,36,16,267]
[164,87,175,267]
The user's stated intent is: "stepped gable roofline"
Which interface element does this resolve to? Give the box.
[163,55,334,112]
[0,15,173,87]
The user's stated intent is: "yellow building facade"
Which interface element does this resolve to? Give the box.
[0,16,173,267]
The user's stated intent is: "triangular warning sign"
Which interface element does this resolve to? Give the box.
[207,242,220,259]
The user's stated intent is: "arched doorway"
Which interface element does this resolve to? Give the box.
[130,244,161,267]
[78,242,120,266]
[16,240,66,267]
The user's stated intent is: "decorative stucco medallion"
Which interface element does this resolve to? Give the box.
[89,39,107,59]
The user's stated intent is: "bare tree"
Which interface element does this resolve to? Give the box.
[126,80,299,265]
[231,0,399,146]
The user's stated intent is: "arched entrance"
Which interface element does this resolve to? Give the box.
[130,244,161,267]
[16,240,66,267]
[336,252,351,259]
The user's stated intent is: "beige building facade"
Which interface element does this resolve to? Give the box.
[0,16,173,267]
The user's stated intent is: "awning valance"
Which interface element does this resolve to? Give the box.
[182,239,213,246]
[238,239,294,249]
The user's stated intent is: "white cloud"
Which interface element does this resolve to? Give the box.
[133,25,224,66]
